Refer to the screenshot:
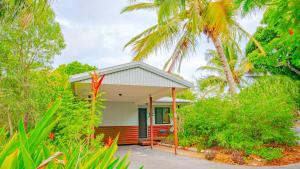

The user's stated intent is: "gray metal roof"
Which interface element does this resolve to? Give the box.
[69,62,194,88]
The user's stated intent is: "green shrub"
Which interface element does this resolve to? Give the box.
[179,75,299,160]
[250,147,284,161]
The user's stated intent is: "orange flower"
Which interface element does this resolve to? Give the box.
[289,28,294,35]
[105,137,113,147]
[90,71,105,97]
[49,132,55,140]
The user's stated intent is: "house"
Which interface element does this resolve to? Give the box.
[70,62,193,145]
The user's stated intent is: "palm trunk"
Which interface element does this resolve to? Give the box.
[212,37,237,94]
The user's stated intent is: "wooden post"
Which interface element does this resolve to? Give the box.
[172,87,178,155]
[149,96,153,149]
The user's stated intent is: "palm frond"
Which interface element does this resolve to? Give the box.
[204,49,222,66]
[234,21,266,55]
[158,0,180,24]
[197,65,224,73]
[131,17,182,61]
[121,3,158,13]
[164,30,196,72]
[198,75,227,93]
[124,25,157,49]
[204,0,235,38]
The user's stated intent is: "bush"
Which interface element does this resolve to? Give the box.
[179,76,299,160]
[250,147,284,161]
[0,98,131,169]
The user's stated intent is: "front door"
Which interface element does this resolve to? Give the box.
[138,108,147,138]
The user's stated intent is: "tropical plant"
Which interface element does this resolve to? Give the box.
[198,43,253,94]
[179,75,299,160]
[46,63,103,146]
[0,98,131,169]
[89,71,105,140]
[122,0,264,94]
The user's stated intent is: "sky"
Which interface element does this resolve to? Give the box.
[52,0,263,82]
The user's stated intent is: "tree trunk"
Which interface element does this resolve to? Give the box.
[287,61,300,76]
[211,37,237,94]
[7,113,13,137]
[24,112,29,131]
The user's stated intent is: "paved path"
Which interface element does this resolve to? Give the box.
[116,145,300,169]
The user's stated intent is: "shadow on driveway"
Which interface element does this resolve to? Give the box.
[116,145,300,169]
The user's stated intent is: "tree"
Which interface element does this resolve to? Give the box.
[56,61,97,76]
[237,0,299,78]
[122,0,264,94]
[0,0,65,133]
[198,44,253,95]
[177,89,196,101]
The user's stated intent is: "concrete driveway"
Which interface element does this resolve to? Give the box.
[116,145,300,169]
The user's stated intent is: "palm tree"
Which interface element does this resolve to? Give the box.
[122,0,264,94]
[198,43,253,95]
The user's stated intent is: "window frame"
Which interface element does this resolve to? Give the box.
[154,107,171,124]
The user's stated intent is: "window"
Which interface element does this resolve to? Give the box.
[155,107,170,124]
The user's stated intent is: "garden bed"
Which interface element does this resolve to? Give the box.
[157,143,300,166]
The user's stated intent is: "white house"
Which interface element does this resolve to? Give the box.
[70,62,193,145]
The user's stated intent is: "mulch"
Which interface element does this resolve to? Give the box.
[210,145,300,166]
[157,143,300,166]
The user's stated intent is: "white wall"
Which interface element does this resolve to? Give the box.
[100,101,138,126]
[100,102,175,127]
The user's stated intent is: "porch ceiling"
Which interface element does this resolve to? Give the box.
[73,82,186,104]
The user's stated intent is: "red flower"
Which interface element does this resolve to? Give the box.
[90,71,105,97]
[49,132,55,140]
[289,28,294,35]
[105,137,113,147]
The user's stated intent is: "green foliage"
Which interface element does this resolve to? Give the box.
[0,0,65,131]
[246,26,300,78]
[198,43,254,95]
[179,75,299,160]
[0,98,131,169]
[249,147,283,161]
[179,135,206,150]
[242,0,300,78]
[47,63,103,146]
[176,89,196,101]
[56,61,96,76]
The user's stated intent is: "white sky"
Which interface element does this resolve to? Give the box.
[52,0,263,83]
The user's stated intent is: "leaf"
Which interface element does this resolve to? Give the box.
[98,137,119,168]
[107,158,119,169]
[20,145,35,169]
[18,119,29,150]
[116,154,129,169]
[0,150,18,169]
[66,145,81,169]
[81,147,105,169]
[0,134,19,164]
[29,98,61,151]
